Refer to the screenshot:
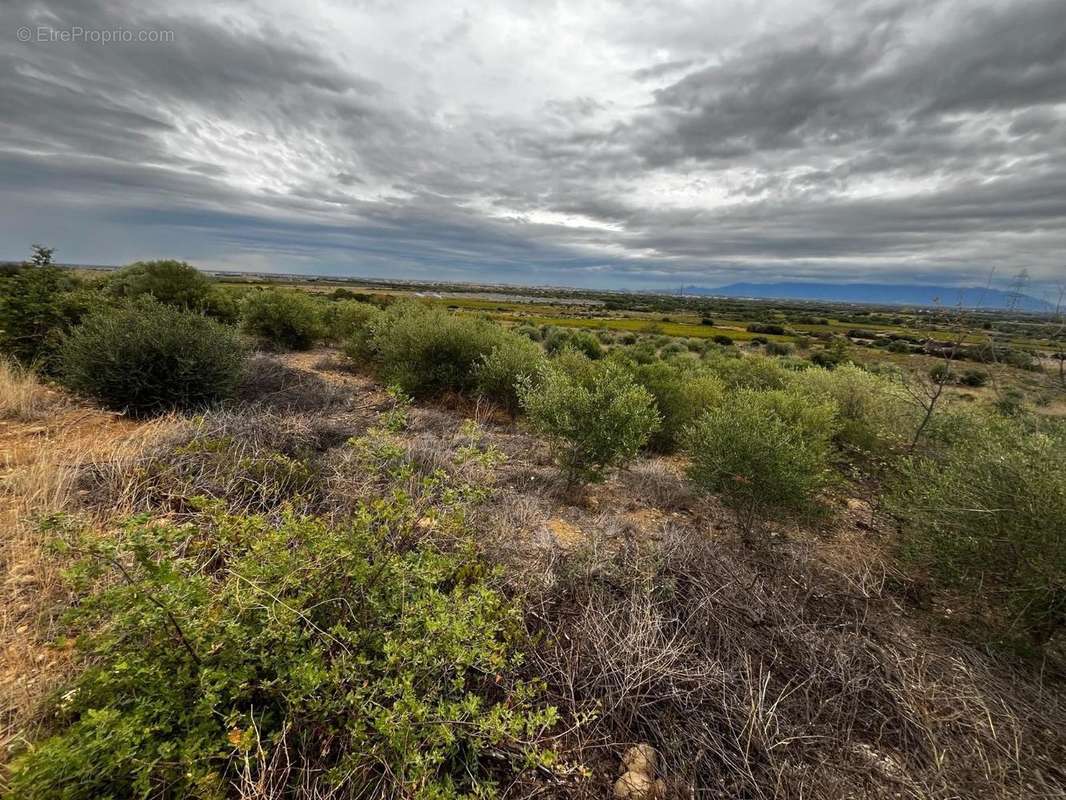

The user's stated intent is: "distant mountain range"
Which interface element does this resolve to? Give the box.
[686,282,1054,312]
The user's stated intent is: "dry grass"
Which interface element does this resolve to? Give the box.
[0,359,52,421]
[0,411,182,766]
[516,525,1066,799]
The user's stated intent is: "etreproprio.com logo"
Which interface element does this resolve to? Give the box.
[17,25,175,44]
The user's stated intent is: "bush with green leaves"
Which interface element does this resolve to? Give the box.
[475,334,546,413]
[959,368,990,387]
[765,340,794,357]
[792,364,914,453]
[684,389,838,526]
[323,299,381,343]
[10,502,557,800]
[543,328,603,359]
[241,289,326,350]
[105,260,236,318]
[362,303,510,396]
[519,356,659,484]
[702,352,791,390]
[628,361,725,452]
[59,300,245,416]
[888,410,1066,647]
[0,264,87,369]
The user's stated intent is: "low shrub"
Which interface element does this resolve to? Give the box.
[746,322,787,336]
[889,411,1066,647]
[322,299,380,342]
[544,328,603,359]
[475,334,546,413]
[959,368,990,387]
[684,389,837,526]
[712,334,734,346]
[241,289,326,350]
[629,361,725,453]
[59,300,245,416]
[365,304,510,396]
[702,353,790,390]
[106,260,236,321]
[929,362,955,384]
[809,347,846,369]
[792,364,914,453]
[10,503,556,799]
[520,357,659,484]
[0,264,86,369]
[659,341,687,358]
[765,340,793,357]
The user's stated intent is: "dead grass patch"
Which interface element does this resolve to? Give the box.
[0,360,53,422]
[520,524,1066,799]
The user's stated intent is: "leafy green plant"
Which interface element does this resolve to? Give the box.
[959,368,990,387]
[701,352,791,390]
[0,263,86,369]
[888,410,1066,647]
[520,357,659,484]
[543,329,603,359]
[363,303,510,396]
[59,300,245,417]
[684,389,838,529]
[241,289,326,350]
[10,501,557,800]
[628,361,725,453]
[381,384,413,432]
[792,364,914,453]
[105,260,235,321]
[323,299,381,343]
[475,334,545,413]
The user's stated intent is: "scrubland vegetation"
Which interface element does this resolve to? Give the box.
[2,251,1065,798]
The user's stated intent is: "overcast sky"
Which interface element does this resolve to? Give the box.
[2,0,1064,294]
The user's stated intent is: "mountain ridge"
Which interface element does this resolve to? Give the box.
[686,281,1054,312]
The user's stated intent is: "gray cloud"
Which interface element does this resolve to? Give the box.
[0,0,1063,292]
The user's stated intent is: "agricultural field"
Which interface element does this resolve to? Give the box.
[2,257,1065,799]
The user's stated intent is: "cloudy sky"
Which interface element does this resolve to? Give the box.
[2,0,1065,294]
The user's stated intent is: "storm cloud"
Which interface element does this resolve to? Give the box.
[1,0,1064,294]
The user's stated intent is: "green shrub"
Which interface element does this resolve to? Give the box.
[365,304,509,396]
[323,299,380,342]
[241,289,325,350]
[746,322,787,336]
[959,368,990,387]
[544,328,603,359]
[520,357,659,484]
[712,334,734,346]
[10,503,556,800]
[929,362,955,384]
[765,341,793,357]
[515,323,541,341]
[792,364,914,453]
[629,362,725,453]
[702,352,790,390]
[684,389,837,525]
[888,411,1066,647]
[475,334,545,413]
[659,341,687,358]
[59,300,245,416]
[107,260,215,309]
[0,264,86,369]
